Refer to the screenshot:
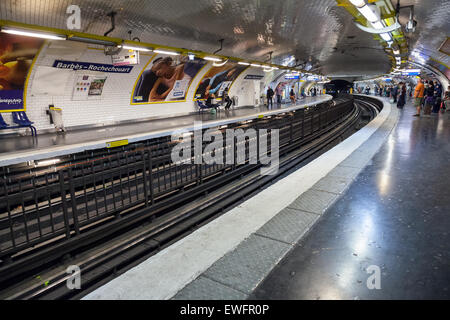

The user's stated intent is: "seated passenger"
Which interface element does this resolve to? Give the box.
[205,93,218,108]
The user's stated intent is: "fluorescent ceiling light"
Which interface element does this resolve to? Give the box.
[380,33,391,41]
[120,45,152,52]
[213,59,228,67]
[1,27,65,40]
[371,21,384,29]
[68,36,116,46]
[238,61,250,65]
[154,49,179,55]
[204,56,222,62]
[358,5,379,23]
[250,63,261,67]
[349,0,366,8]
[393,49,400,55]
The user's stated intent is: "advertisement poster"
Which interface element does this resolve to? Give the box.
[0,33,44,112]
[194,62,248,100]
[132,54,207,104]
[72,75,107,101]
[112,50,140,66]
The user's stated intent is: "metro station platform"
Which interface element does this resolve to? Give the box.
[80,95,450,300]
[83,96,450,300]
[0,96,330,167]
[250,100,450,300]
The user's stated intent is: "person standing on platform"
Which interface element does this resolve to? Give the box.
[290,86,296,104]
[266,87,274,108]
[423,81,435,115]
[392,84,399,103]
[397,82,406,109]
[443,86,450,112]
[275,84,282,105]
[433,81,442,113]
[413,79,425,117]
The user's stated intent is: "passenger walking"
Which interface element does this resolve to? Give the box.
[413,79,425,117]
[266,87,274,107]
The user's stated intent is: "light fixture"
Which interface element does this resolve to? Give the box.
[371,21,384,29]
[67,35,117,46]
[250,63,261,67]
[154,49,179,55]
[213,59,228,67]
[380,33,392,41]
[188,53,195,61]
[204,56,222,62]
[393,49,400,55]
[349,0,366,8]
[119,45,152,52]
[1,27,66,40]
[238,61,250,65]
[358,5,379,23]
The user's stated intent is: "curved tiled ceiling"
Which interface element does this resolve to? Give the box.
[0,0,448,80]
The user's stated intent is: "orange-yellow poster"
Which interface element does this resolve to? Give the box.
[0,33,43,112]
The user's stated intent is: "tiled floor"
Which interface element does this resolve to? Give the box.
[250,104,450,299]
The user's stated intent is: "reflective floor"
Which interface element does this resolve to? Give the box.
[0,97,325,157]
[250,102,450,299]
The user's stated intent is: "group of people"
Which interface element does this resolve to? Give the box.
[412,79,447,117]
[265,85,320,107]
[204,87,233,110]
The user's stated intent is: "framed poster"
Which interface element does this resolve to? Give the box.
[0,33,44,112]
[131,54,207,104]
[194,61,248,100]
[72,74,107,100]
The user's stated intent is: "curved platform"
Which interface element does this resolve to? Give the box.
[83,95,402,300]
[0,96,331,167]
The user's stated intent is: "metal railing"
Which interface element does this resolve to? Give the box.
[0,98,354,261]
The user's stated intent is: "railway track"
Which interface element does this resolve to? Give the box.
[0,95,381,299]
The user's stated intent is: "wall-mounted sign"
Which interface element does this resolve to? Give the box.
[285,74,299,80]
[244,74,264,80]
[112,50,140,66]
[72,75,107,101]
[53,60,133,73]
[400,69,421,76]
[0,33,44,112]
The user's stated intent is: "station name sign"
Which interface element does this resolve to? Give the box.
[244,74,264,80]
[53,60,134,73]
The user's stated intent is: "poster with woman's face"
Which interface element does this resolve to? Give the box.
[0,34,44,111]
[194,62,248,100]
[132,54,206,104]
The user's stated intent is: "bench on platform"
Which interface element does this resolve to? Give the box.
[0,112,37,136]
[196,100,220,112]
